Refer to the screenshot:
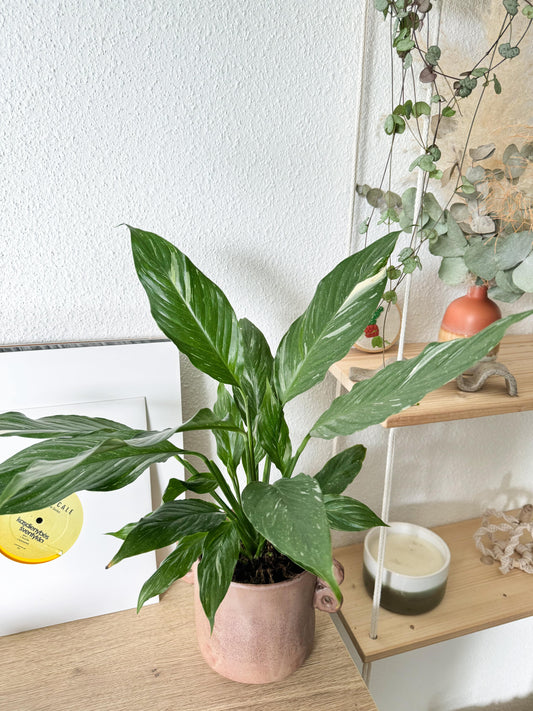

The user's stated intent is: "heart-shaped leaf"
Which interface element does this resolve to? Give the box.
[242,474,340,601]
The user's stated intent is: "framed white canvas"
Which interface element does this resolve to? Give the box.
[0,340,183,635]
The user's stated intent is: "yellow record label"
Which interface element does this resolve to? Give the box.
[0,493,83,564]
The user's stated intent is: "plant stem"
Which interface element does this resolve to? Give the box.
[284,433,311,479]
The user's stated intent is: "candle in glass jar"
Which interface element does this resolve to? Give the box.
[367,532,445,576]
[363,522,450,615]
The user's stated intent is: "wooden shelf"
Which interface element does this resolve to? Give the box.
[329,334,533,428]
[334,512,533,663]
[1,579,378,711]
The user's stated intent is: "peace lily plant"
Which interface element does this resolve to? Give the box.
[0,227,531,630]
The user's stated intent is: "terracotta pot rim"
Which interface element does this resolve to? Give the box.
[225,569,312,591]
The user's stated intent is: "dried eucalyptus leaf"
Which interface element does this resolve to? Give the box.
[458,221,475,235]
[440,164,456,187]
[512,252,533,292]
[495,231,533,270]
[438,257,469,285]
[471,215,496,234]
[464,241,498,280]
[521,142,533,161]
[504,151,528,180]
[495,268,525,296]
[423,192,443,222]
[488,285,523,302]
[469,143,496,161]
[466,166,486,184]
[450,202,470,222]
[503,144,520,163]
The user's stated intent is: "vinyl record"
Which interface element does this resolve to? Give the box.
[0,493,83,564]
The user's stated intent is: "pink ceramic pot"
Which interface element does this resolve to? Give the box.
[188,561,344,684]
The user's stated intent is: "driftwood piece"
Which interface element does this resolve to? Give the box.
[455,361,518,396]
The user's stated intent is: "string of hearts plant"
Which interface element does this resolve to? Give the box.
[0,226,531,628]
[358,0,533,347]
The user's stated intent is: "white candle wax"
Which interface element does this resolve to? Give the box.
[368,532,445,577]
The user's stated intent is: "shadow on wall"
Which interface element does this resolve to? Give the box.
[451,694,533,711]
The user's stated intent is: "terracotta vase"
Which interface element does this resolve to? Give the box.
[439,285,502,357]
[189,560,344,684]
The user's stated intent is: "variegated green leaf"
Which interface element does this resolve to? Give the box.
[315,445,366,495]
[198,521,241,630]
[0,435,182,515]
[242,474,340,601]
[273,232,399,404]
[311,311,533,439]
[129,226,243,386]
[108,499,225,567]
[137,532,206,611]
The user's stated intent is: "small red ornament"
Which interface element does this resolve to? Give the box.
[364,324,380,338]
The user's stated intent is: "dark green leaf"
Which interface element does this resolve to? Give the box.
[162,473,218,502]
[442,107,456,117]
[128,226,243,386]
[0,412,134,439]
[237,318,273,422]
[315,445,366,495]
[523,6,533,18]
[273,232,398,404]
[493,75,502,94]
[310,311,533,439]
[324,495,385,531]
[198,521,240,630]
[498,43,520,59]
[255,381,292,472]
[471,67,489,78]
[124,408,244,449]
[413,101,431,117]
[425,45,441,66]
[0,436,182,515]
[137,532,206,611]
[108,499,225,567]
[212,385,245,472]
[503,0,518,15]
[242,474,340,601]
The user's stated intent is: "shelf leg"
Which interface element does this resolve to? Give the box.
[362,661,372,686]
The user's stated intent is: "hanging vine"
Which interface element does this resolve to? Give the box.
[357,0,532,348]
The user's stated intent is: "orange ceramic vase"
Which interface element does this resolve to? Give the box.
[439,285,501,356]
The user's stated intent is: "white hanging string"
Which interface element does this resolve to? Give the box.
[333,0,371,457]
[368,0,443,641]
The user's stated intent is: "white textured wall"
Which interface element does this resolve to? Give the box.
[1,3,532,710]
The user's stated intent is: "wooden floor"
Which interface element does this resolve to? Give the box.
[1,579,378,711]
[334,512,533,663]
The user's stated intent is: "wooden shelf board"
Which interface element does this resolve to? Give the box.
[329,334,533,428]
[1,578,378,711]
[334,512,533,663]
